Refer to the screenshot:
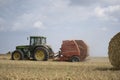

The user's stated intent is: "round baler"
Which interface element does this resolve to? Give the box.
[58,40,88,62]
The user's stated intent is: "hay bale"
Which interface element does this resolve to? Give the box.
[108,32,120,68]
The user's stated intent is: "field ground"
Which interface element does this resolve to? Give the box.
[0,54,120,80]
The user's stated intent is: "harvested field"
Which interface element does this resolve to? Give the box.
[0,54,120,80]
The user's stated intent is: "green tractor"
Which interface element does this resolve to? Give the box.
[11,36,54,61]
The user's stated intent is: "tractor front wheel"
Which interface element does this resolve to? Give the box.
[11,50,24,60]
[33,47,48,61]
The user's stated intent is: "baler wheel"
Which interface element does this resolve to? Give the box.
[70,56,80,62]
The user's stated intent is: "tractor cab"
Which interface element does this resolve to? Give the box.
[30,36,46,46]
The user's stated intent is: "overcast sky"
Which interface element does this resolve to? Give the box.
[0,0,120,56]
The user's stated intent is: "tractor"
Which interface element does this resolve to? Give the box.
[11,36,54,61]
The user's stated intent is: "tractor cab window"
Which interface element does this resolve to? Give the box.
[30,37,46,45]
[41,38,46,44]
[35,38,41,45]
[30,38,35,45]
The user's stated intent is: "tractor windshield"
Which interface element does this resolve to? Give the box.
[30,37,46,45]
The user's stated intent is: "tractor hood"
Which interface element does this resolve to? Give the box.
[16,45,29,49]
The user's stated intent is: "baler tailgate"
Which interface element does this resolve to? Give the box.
[75,40,88,60]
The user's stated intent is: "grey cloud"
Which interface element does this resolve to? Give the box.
[69,0,120,7]
[94,5,120,22]
[0,0,14,7]
[107,5,120,22]
[69,0,120,23]
[0,0,51,31]
[0,0,120,32]
[69,0,98,6]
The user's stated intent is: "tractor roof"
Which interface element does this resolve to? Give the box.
[30,36,46,38]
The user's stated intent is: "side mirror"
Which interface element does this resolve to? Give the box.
[27,37,29,40]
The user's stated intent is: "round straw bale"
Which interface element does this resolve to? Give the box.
[108,32,120,68]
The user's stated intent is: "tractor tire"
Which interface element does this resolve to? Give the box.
[33,47,49,61]
[70,56,80,62]
[11,50,24,60]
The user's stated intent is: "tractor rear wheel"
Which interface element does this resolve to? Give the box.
[11,50,24,60]
[70,56,80,62]
[33,47,48,61]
